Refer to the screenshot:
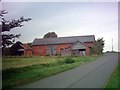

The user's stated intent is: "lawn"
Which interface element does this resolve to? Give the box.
[2,56,98,89]
[104,63,119,89]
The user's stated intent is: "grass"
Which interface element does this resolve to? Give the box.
[104,63,119,88]
[2,56,98,89]
[2,56,57,70]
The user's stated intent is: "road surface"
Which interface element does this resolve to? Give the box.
[18,53,118,88]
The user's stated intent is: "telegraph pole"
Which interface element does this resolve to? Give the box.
[112,38,113,52]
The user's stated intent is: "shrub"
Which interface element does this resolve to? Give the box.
[64,57,75,64]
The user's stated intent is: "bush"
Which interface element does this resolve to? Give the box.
[64,57,75,64]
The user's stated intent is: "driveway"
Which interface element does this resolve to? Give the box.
[18,53,118,88]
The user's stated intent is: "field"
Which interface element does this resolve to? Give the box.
[2,56,98,89]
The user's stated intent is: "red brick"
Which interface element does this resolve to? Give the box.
[32,45,46,56]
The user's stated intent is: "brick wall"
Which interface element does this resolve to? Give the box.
[84,42,94,47]
[85,42,94,55]
[32,42,93,56]
[24,49,32,56]
[32,45,46,56]
[85,47,90,55]
[56,43,71,55]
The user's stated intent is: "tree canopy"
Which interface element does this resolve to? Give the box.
[0,10,31,48]
[10,41,23,56]
[43,32,58,38]
[91,38,105,55]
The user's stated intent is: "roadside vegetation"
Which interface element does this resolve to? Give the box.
[3,56,98,89]
[104,63,119,88]
[104,52,120,89]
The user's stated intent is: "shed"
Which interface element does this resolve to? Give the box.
[18,44,32,56]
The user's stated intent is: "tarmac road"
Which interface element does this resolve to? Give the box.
[18,53,118,88]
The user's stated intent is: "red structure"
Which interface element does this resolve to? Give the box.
[32,35,95,56]
[18,44,32,56]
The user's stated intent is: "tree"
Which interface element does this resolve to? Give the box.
[91,38,105,55]
[43,32,58,38]
[0,10,31,48]
[10,41,22,56]
[2,47,11,56]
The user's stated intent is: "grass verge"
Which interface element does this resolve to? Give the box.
[104,63,119,88]
[2,56,98,89]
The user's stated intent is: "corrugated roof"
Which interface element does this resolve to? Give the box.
[32,35,95,45]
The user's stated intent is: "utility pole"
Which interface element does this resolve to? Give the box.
[112,38,113,52]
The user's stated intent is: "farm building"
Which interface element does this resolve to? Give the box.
[18,44,32,56]
[32,35,95,56]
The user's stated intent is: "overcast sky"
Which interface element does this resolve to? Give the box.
[2,1,119,52]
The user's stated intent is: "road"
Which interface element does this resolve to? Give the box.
[18,53,118,88]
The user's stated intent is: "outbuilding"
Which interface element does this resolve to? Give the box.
[18,44,32,56]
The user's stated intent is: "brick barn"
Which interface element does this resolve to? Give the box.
[32,35,95,56]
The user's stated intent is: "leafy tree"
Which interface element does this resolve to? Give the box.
[0,10,31,48]
[43,32,57,38]
[10,41,23,56]
[91,38,105,55]
[2,47,11,56]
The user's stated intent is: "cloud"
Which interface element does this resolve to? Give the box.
[2,2,32,19]
[2,2,118,51]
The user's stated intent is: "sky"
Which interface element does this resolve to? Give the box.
[1,1,119,52]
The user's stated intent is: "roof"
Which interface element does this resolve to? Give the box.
[32,35,95,46]
[20,44,32,50]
